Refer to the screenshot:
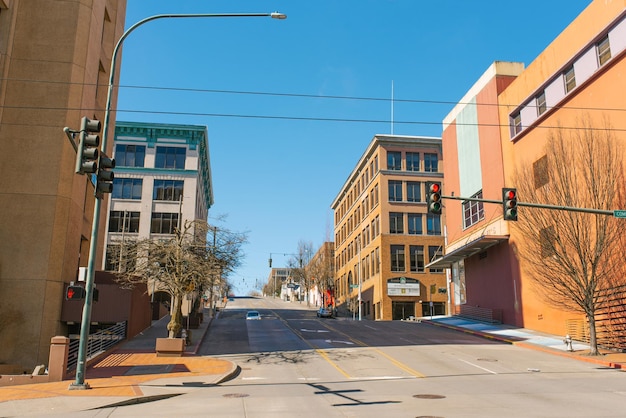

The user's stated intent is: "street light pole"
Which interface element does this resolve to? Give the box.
[70,11,287,390]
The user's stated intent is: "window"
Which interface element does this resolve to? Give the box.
[564,66,576,93]
[389,212,404,234]
[154,180,184,201]
[388,180,403,202]
[536,91,547,116]
[512,113,522,135]
[463,191,485,229]
[387,151,401,170]
[429,246,443,273]
[108,211,140,233]
[426,214,441,235]
[424,153,438,172]
[151,212,179,234]
[375,247,380,273]
[112,178,142,200]
[406,152,420,171]
[155,146,186,169]
[597,35,611,66]
[390,245,405,272]
[115,144,145,167]
[533,155,549,189]
[406,181,421,202]
[408,213,423,235]
[409,245,424,273]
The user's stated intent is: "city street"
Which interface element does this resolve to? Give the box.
[189,297,626,417]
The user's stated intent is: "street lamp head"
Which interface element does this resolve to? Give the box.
[271,12,287,19]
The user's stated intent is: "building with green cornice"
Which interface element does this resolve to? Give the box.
[104,121,214,272]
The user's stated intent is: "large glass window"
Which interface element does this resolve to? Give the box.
[389,212,404,234]
[424,153,438,172]
[155,146,186,169]
[115,144,145,167]
[112,178,142,200]
[409,245,424,273]
[408,213,423,235]
[406,152,420,171]
[105,243,137,272]
[108,211,140,233]
[390,245,405,272]
[388,180,402,202]
[153,179,184,201]
[427,214,441,235]
[463,191,485,229]
[151,212,179,234]
[387,151,401,170]
[429,246,444,273]
[512,113,522,135]
[407,181,421,202]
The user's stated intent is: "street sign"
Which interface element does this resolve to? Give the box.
[614,210,626,218]
[350,284,359,289]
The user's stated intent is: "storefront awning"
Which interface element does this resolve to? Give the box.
[425,235,509,269]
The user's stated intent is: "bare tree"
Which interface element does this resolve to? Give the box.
[308,242,335,308]
[112,219,246,338]
[513,116,626,355]
[287,240,314,305]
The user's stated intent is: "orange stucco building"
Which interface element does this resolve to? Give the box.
[433,0,626,343]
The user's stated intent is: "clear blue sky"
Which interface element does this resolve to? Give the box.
[118,0,591,295]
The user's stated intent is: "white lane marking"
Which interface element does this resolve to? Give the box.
[241,377,267,380]
[458,359,498,374]
[297,377,320,381]
[301,328,330,333]
[349,376,415,380]
[364,325,377,330]
[325,339,354,345]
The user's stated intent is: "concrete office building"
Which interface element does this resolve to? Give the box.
[0,1,126,371]
[104,121,214,276]
[332,135,446,321]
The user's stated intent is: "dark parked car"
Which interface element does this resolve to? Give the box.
[317,307,333,318]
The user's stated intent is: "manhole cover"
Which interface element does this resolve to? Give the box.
[223,393,250,398]
[413,394,446,399]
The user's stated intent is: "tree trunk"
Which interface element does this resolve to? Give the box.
[167,294,183,338]
[588,312,599,355]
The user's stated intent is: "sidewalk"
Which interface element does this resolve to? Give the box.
[424,316,626,370]
[0,309,238,416]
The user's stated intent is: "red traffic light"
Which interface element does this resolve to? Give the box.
[430,183,440,194]
[504,189,516,200]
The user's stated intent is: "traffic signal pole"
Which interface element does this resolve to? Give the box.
[441,194,616,216]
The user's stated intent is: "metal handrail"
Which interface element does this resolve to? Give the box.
[67,321,127,371]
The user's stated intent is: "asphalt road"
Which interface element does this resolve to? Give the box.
[186,297,626,417]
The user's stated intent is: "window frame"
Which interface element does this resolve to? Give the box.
[150,212,179,234]
[115,144,146,168]
[407,213,423,235]
[597,35,611,66]
[423,153,438,173]
[155,146,186,170]
[462,191,485,229]
[426,214,441,236]
[406,152,420,171]
[406,181,421,203]
[153,179,184,202]
[389,212,404,234]
[564,66,576,93]
[409,245,425,273]
[112,178,143,200]
[536,91,547,116]
[390,244,405,272]
[388,180,403,202]
[387,151,402,171]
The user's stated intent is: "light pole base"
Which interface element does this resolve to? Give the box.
[68,382,91,390]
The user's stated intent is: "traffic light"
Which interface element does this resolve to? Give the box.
[426,182,442,214]
[502,188,518,221]
[75,117,101,175]
[95,153,115,198]
[65,284,86,300]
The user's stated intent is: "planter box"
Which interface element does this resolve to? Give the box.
[155,337,185,357]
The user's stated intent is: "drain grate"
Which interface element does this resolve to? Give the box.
[413,394,446,399]
[223,393,250,398]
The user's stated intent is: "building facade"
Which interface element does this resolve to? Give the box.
[0,0,126,371]
[332,135,446,320]
[104,121,214,272]
[433,0,626,343]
